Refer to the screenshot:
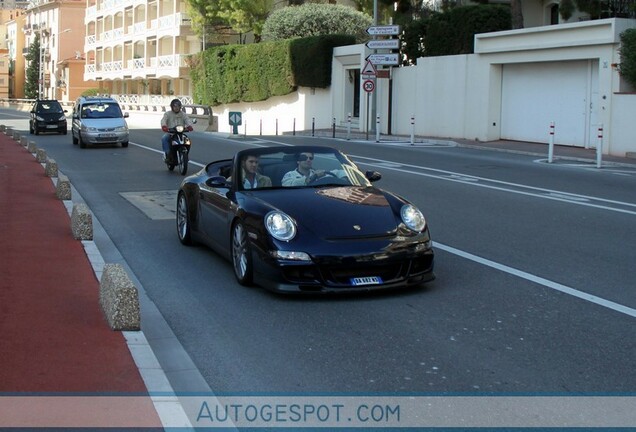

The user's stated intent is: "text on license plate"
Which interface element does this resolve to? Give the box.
[46,125,58,129]
[99,133,116,137]
[351,276,383,286]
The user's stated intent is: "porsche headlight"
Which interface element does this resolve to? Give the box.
[265,211,296,241]
[401,204,426,232]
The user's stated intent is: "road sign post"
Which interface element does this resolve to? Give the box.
[366,25,400,36]
[363,79,375,93]
[229,111,242,135]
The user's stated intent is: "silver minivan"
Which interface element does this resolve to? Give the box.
[71,96,129,148]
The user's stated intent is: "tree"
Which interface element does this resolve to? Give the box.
[510,0,524,29]
[186,0,274,43]
[619,29,636,89]
[25,34,40,99]
[262,3,372,42]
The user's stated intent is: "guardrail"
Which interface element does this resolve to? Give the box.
[0,98,217,132]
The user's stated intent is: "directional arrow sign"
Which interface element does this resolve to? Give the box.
[366,53,400,65]
[366,39,400,50]
[229,111,242,126]
[366,25,400,36]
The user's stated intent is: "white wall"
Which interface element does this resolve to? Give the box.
[610,93,636,156]
[211,87,332,135]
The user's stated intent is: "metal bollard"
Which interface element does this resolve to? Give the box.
[376,114,380,143]
[332,118,336,138]
[410,115,415,145]
[293,118,296,136]
[312,117,315,137]
[346,113,352,141]
[597,124,603,169]
[548,121,555,163]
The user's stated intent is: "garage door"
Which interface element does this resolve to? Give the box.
[501,60,598,147]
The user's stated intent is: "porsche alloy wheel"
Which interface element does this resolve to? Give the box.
[176,192,192,245]
[231,221,253,286]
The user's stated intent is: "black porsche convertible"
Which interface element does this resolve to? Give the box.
[176,145,434,293]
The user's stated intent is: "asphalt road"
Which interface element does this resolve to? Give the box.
[4,108,635,395]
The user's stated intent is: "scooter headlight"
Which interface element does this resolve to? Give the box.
[176,125,184,132]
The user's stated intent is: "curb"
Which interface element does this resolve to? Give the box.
[3,126,194,429]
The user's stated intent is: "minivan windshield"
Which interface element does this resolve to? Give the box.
[80,103,122,119]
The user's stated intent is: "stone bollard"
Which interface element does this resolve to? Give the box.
[0,125,5,132]
[20,136,28,147]
[45,158,58,178]
[12,130,20,141]
[71,203,93,240]
[5,126,12,135]
[99,264,140,331]
[27,141,37,154]
[36,148,47,163]
[55,174,71,200]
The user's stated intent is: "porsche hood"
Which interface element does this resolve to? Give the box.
[252,186,403,239]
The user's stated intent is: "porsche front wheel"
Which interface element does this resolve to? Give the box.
[232,221,253,286]
[176,192,192,245]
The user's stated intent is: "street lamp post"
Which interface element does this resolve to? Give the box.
[38,28,43,99]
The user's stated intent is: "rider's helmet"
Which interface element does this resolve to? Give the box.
[170,98,182,113]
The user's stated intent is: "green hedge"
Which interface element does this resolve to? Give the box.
[619,29,636,89]
[190,34,355,106]
[402,5,511,62]
[428,5,511,56]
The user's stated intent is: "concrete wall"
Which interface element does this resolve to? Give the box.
[610,93,636,156]
[209,86,332,135]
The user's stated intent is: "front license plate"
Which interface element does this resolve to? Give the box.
[351,276,383,286]
[46,125,57,129]
[99,133,115,138]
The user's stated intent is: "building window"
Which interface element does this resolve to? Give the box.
[551,4,559,25]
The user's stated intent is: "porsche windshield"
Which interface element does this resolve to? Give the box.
[237,149,371,190]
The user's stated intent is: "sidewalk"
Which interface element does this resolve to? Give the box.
[0,132,163,428]
[301,128,636,167]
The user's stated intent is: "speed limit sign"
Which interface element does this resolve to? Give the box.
[363,79,375,93]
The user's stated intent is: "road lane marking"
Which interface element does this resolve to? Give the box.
[434,242,636,319]
[352,156,636,216]
[131,142,206,168]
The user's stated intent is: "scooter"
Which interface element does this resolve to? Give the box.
[165,125,193,175]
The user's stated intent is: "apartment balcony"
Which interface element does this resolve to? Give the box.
[84,54,188,81]
[85,14,192,52]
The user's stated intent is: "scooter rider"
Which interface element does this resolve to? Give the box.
[161,99,194,161]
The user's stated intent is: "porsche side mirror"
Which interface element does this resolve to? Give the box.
[206,176,230,188]
[365,170,382,182]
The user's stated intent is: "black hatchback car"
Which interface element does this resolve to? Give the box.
[29,100,68,135]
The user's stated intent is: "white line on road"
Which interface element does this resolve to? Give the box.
[131,142,206,168]
[434,242,636,319]
[353,156,636,216]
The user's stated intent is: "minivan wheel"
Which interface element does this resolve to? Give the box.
[122,141,129,148]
